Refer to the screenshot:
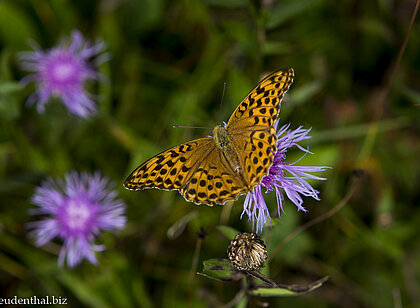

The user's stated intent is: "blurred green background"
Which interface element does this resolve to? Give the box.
[1,0,419,307]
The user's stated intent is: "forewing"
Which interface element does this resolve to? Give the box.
[180,147,248,205]
[226,68,294,131]
[124,138,214,192]
[226,68,294,187]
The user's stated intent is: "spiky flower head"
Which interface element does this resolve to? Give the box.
[227,232,267,271]
[242,123,330,233]
[28,171,126,268]
[19,30,108,118]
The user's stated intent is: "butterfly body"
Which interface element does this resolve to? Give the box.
[213,125,243,175]
[124,68,294,206]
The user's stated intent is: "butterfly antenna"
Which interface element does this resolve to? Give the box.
[217,82,227,124]
[173,125,211,129]
[174,82,227,130]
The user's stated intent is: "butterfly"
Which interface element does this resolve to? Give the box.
[124,68,294,206]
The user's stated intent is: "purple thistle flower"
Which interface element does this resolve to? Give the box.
[19,30,108,118]
[28,171,126,268]
[242,123,331,233]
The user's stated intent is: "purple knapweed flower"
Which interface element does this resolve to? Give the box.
[242,123,330,233]
[19,30,108,118]
[28,171,126,268]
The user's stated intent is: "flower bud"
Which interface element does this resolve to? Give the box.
[227,232,267,271]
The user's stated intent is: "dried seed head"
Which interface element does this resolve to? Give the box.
[227,232,267,271]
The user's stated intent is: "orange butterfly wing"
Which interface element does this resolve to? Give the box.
[124,138,214,191]
[124,68,295,205]
[226,68,294,188]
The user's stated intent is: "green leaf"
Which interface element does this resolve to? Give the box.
[262,41,293,56]
[266,0,324,30]
[56,271,112,308]
[198,258,243,282]
[310,117,411,144]
[222,20,256,53]
[123,0,165,33]
[289,80,323,106]
[357,17,392,42]
[235,294,247,308]
[0,1,39,48]
[250,287,299,297]
[216,225,239,240]
[0,81,22,94]
[203,0,247,8]
[0,97,20,120]
[249,276,329,297]
[0,81,21,120]
[0,81,22,120]
[402,86,420,106]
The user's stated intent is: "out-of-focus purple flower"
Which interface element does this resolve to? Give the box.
[28,171,126,268]
[19,30,108,118]
[242,123,330,233]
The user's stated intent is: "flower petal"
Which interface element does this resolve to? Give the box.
[242,124,330,232]
[28,171,126,268]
